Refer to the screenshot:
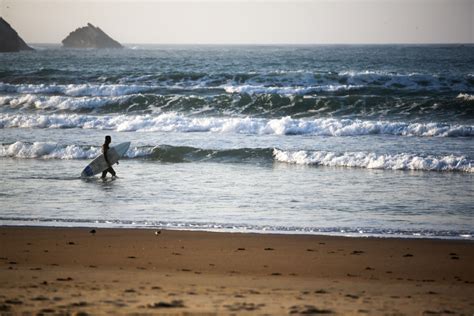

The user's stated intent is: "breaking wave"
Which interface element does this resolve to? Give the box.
[222,84,362,95]
[1,142,102,159]
[1,70,473,93]
[338,70,473,92]
[457,93,474,101]
[0,94,132,112]
[273,149,473,173]
[0,82,155,97]
[2,142,472,173]
[1,90,472,121]
[1,113,472,137]
[0,141,151,160]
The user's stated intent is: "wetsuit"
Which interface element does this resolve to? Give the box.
[101,143,116,178]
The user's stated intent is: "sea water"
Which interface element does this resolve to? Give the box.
[1,45,473,239]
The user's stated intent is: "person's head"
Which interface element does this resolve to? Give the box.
[105,135,111,144]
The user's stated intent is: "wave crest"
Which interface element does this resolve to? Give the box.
[0,141,152,160]
[2,142,472,173]
[457,93,474,101]
[2,70,472,94]
[273,149,473,172]
[0,94,130,111]
[1,113,472,137]
[0,83,155,97]
[0,142,101,159]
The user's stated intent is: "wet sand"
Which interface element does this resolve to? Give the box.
[0,226,473,315]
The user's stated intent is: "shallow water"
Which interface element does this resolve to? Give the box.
[1,45,473,239]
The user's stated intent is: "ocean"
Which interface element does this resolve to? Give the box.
[1,44,473,239]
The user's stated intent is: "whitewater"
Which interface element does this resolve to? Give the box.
[1,45,473,239]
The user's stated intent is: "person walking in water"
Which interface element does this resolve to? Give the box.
[101,135,117,179]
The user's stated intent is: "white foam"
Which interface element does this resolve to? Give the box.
[339,70,470,91]
[124,146,154,158]
[273,149,474,173]
[457,93,474,101]
[222,84,361,95]
[0,113,472,137]
[1,70,469,98]
[0,82,154,97]
[0,141,151,160]
[0,141,100,159]
[0,94,130,111]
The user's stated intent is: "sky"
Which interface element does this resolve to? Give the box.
[1,0,473,44]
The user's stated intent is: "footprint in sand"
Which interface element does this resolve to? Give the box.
[0,305,10,312]
[224,302,265,312]
[289,305,332,314]
[40,308,56,314]
[147,300,185,308]
[31,296,49,301]
[68,301,88,307]
[423,309,455,314]
[56,277,73,281]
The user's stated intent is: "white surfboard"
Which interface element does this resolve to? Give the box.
[81,142,130,177]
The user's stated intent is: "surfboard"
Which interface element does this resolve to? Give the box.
[81,142,130,177]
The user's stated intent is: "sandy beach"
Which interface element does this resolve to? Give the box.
[0,227,473,315]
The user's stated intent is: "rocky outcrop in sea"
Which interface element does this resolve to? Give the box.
[62,23,123,49]
[0,17,34,52]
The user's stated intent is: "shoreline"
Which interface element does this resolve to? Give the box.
[1,224,472,241]
[1,226,473,314]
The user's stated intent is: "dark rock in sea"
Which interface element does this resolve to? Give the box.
[0,17,34,52]
[62,23,123,49]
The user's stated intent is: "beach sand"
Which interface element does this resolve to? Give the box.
[0,227,473,315]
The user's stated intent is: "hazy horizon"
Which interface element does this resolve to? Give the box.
[1,0,473,45]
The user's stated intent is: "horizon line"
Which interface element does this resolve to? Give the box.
[29,42,474,46]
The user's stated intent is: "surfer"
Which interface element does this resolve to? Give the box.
[101,135,117,179]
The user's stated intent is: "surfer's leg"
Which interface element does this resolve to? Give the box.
[101,170,107,179]
[108,167,116,177]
